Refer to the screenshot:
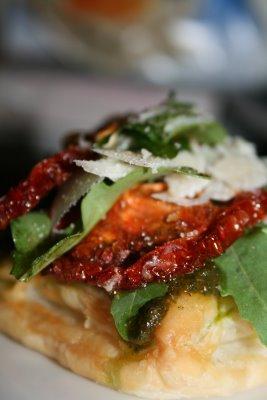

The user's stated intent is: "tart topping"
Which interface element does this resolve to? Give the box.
[48,184,219,286]
[0,146,91,231]
[2,97,267,347]
[49,190,267,291]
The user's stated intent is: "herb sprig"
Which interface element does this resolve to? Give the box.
[115,97,227,158]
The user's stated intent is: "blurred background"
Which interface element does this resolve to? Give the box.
[1,0,267,196]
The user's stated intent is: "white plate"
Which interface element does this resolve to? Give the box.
[0,334,266,400]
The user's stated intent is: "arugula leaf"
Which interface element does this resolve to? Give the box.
[11,212,52,279]
[168,120,227,146]
[111,283,168,341]
[122,122,179,158]
[20,233,82,281]
[119,98,227,158]
[193,121,227,145]
[20,166,203,281]
[12,251,38,279]
[11,212,51,254]
[215,225,267,346]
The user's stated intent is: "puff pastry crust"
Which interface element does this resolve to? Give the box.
[0,260,267,399]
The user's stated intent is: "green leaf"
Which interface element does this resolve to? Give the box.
[193,121,227,145]
[11,212,51,254]
[111,283,168,341]
[176,166,210,178]
[20,233,82,282]
[20,166,203,281]
[12,251,37,279]
[11,212,52,279]
[169,121,227,146]
[215,226,267,346]
[119,98,227,158]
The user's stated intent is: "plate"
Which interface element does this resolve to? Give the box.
[0,334,266,400]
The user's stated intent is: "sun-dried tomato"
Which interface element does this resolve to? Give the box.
[49,183,220,288]
[0,146,91,230]
[49,189,267,292]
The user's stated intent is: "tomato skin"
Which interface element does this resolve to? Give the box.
[0,146,91,231]
[49,188,267,292]
[120,190,267,290]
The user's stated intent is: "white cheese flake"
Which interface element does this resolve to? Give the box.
[211,154,267,192]
[75,136,267,206]
[153,137,267,206]
[94,147,206,173]
[74,158,134,181]
[155,174,209,201]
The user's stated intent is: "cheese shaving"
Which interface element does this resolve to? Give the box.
[94,147,206,173]
[74,158,134,181]
[75,137,267,206]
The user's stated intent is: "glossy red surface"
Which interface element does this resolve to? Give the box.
[49,186,267,292]
[120,190,267,290]
[0,146,91,230]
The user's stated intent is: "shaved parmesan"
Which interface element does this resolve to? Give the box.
[155,180,236,206]
[75,137,267,206]
[203,180,235,202]
[211,154,267,192]
[94,148,174,172]
[94,147,206,173]
[74,158,134,181]
[51,170,100,227]
[155,174,209,201]
[152,137,267,206]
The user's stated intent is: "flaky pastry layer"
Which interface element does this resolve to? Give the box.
[0,260,267,399]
